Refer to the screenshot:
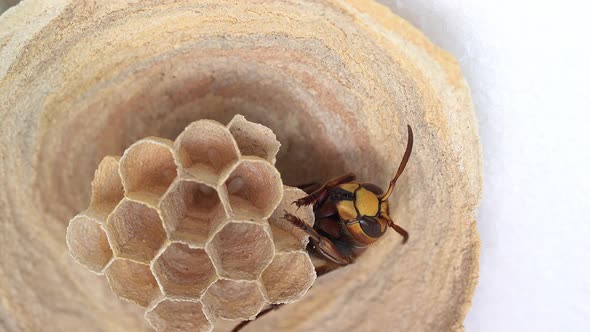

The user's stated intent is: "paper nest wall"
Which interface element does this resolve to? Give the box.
[0,1,482,332]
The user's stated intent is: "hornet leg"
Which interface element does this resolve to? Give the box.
[283,212,351,266]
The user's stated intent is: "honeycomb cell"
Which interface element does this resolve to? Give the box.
[152,243,217,299]
[105,259,162,308]
[145,299,212,332]
[66,214,113,274]
[261,251,316,304]
[159,179,226,247]
[224,157,282,219]
[119,137,178,206]
[268,186,316,250]
[202,279,265,320]
[88,156,124,220]
[175,120,240,184]
[207,222,274,280]
[106,199,167,263]
[227,114,280,164]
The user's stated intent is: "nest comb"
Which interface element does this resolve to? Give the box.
[66,115,317,332]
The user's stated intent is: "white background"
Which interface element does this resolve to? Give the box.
[1,1,588,331]
[378,0,590,331]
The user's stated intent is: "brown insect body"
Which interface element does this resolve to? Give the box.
[287,125,413,267]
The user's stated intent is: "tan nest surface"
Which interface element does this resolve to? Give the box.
[0,1,482,332]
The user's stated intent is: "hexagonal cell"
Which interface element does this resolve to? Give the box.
[105,259,162,307]
[261,251,316,304]
[120,137,178,206]
[146,299,212,332]
[106,199,167,263]
[269,186,316,251]
[224,157,283,219]
[88,155,124,220]
[66,214,113,274]
[202,279,266,320]
[174,120,240,184]
[159,179,227,247]
[152,243,217,299]
[227,114,280,164]
[207,222,274,280]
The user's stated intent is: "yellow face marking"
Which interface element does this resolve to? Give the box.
[379,216,387,232]
[381,201,389,214]
[338,183,359,193]
[355,188,380,217]
[346,221,379,245]
[336,200,358,221]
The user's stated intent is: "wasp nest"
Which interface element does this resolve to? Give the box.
[66,115,316,332]
[2,1,482,331]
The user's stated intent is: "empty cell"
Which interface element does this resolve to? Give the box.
[201,279,266,320]
[224,158,283,219]
[88,156,124,219]
[106,199,167,263]
[268,186,316,249]
[207,222,274,280]
[66,214,113,274]
[227,114,280,164]
[152,243,217,299]
[105,259,162,308]
[175,120,240,182]
[159,179,226,247]
[120,137,178,206]
[146,299,212,332]
[261,251,316,304]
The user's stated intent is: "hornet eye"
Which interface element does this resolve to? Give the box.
[360,217,384,238]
